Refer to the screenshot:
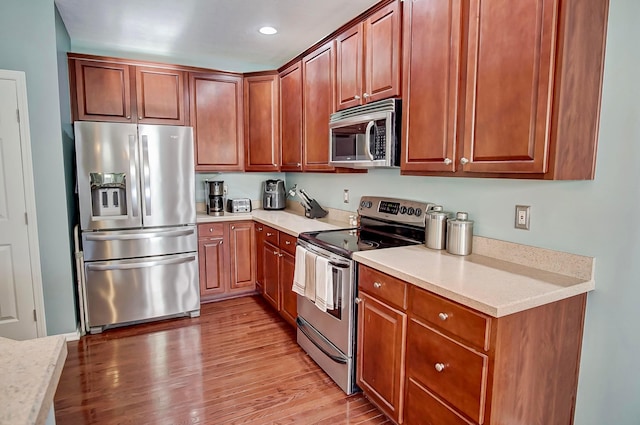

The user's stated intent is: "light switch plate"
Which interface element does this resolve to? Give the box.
[515,205,530,230]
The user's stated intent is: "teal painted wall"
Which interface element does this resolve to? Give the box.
[0,0,77,335]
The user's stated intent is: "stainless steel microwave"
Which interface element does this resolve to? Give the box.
[329,98,401,168]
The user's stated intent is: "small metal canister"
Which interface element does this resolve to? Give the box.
[425,206,453,250]
[446,212,474,256]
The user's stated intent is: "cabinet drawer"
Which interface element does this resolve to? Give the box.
[411,286,491,350]
[197,223,224,237]
[407,319,488,424]
[405,378,474,425]
[279,232,297,255]
[262,225,279,245]
[358,265,407,309]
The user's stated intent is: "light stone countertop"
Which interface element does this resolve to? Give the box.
[197,209,348,236]
[0,335,67,425]
[197,208,595,318]
[353,242,595,318]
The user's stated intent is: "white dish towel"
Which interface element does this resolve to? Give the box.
[292,245,307,296]
[314,256,332,312]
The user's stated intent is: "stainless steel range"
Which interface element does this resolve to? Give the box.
[296,196,434,394]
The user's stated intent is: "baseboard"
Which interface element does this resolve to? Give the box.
[61,327,81,342]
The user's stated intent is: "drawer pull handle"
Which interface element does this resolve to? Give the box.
[278,253,283,257]
[273,250,278,256]
[438,312,449,321]
[285,240,291,245]
[373,282,382,289]
[435,363,446,373]
[258,227,263,231]
[355,297,362,304]
[267,232,274,236]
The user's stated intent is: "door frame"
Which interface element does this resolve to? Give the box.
[2,69,47,337]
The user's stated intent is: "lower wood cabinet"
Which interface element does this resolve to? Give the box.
[197,221,256,302]
[258,224,298,327]
[357,264,587,425]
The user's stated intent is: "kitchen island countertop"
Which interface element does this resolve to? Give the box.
[0,335,67,425]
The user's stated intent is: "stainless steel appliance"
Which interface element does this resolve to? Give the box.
[226,198,252,213]
[205,180,225,216]
[329,98,401,168]
[296,196,433,394]
[75,121,199,334]
[262,179,286,210]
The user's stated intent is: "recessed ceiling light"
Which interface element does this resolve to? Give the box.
[259,26,277,35]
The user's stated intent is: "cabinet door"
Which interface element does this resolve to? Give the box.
[461,0,556,173]
[302,40,335,171]
[335,23,364,111]
[198,237,227,298]
[279,250,297,327]
[228,222,256,291]
[135,66,186,125]
[365,0,401,104]
[262,242,280,310]
[244,74,280,171]
[190,72,244,171]
[73,60,133,122]
[357,292,406,423]
[254,224,265,294]
[279,61,304,172]
[401,0,463,173]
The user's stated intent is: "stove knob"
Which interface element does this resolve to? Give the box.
[399,206,407,214]
[366,201,373,208]
[407,207,415,215]
[360,200,367,208]
[415,208,422,217]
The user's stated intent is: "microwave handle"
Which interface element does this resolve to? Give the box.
[364,121,375,161]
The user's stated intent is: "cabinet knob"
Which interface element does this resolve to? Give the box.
[219,240,223,245]
[273,250,278,255]
[355,297,362,304]
[285,240,291,245]
[278,253,283,257]
[438,312,449,321]
[444,158,452,165]
[138,116,142,120]
[258,227,263,231]
[266,232,274,237]
[373,282,382,289]
[273,163,277,167]
[209,228,214,232]
[126,116,131,119]
[354,95,361,100]
[231,225,235,230]
[460,157,469,165]
[363,93,370,99]
[435,363,446,373]
[296,163,301,167]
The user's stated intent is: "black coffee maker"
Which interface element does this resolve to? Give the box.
[205,180,225,216]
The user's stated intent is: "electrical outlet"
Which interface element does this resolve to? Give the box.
[515,205,530,230]
[343,189,350,203]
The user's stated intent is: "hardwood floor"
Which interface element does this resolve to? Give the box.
[54,296,390,425]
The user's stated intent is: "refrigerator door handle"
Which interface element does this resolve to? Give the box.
[86,254,196,272]
[84,227,195,241]
[141,134,151,216]
[129,134,139,217]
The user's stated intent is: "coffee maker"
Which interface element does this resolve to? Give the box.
[262,179,286,210]
[204,180,225,216]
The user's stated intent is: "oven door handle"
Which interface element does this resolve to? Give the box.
[296,317,347,364]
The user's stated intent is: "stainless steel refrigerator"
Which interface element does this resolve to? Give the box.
[75,121,199,333]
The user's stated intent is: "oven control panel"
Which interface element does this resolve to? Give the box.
[358,196,434,226]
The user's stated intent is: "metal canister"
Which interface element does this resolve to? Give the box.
[425,206,453,250]
[446,212,474,256]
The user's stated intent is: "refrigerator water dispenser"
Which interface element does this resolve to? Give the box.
[90,172,127,217]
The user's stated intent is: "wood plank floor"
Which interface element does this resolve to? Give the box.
[54,296,390,425]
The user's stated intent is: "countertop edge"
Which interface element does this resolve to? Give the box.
[34,338,67,425]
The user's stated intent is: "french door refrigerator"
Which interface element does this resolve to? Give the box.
[75,121,199,333]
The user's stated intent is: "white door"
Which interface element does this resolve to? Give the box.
[0,71,45,340]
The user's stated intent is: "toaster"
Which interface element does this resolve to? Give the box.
[226,198,252,213]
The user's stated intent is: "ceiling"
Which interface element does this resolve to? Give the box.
[55,0,380,73]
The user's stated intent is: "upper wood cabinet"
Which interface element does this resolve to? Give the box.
[302,40,336,172]
[244,73,280,172]
[401,0,608,180]
[135,66,186,125]
[336,0,401,111]
[190,72,244,171]
[279,61,304,172]
[70,57,187,125]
